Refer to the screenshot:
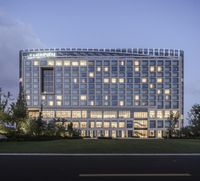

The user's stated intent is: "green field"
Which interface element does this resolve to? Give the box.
[0,139,200,153]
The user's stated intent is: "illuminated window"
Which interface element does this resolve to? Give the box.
[111,130,116,137]
[157,89,161,94]
[157,111,163,119]
[47,60,54,66]
[49,101,54,106]
[104,130,109,137]
[135,102,139,106]
[80,122,87,128]
[42,111,55,118]
[157,66,162,72]
[26,95,30,100]
[41,95,46,100]
[111,122,117,128]
[149,130,155,137]
[150,66,155,72]
[135,67,140,72]
[33,60,39,66]
[134,60,139,66]
[134,112,148,118]
[157,78,162,83]
[119,111,130,118]
[64,60,70,66]
[89,122,95,128]
[165,89,170,94]
[82,110,87,118]
[149,110,156,118]
[97,67,101,71]
[29,111,39,118]
[90,111,102,118]
[142,78,147,83]
[63,122,70,128]
[90,101,94,106]
[104,67,109,71]
[95,122,102,128]
[80,60,87,66]
[56,111,71,118]
[111,78,117,83]
[134,95,140,100]
[56,95,62,100]
[104,95,108,100]
[164,110,170,118]
[104,111,117,118]
[165,95,169,100]
[56,101,62,106]
[104,122,110,128]
[120,61,124,66]
[119,101,124,106]
[172,110,178,115]
[65,111,71,118]
[56,61,62,66]
[80,95,87,100]
[150,84,154,89]
[119,122,125,128]
[72,61,79,66]
[73,78,77,83]
[89,72,94,77]
[104,78,109,83]
[72,122,79,128]
[81,78,86,83]
[72,111,82,118]
[134,120,147,128]
[119,78,124,83]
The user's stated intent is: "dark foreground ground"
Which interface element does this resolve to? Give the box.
[0,155,200,181]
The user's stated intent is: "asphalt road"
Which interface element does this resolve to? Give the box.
[0,155,200,181]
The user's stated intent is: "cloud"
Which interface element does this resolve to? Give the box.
[0,12,44,97]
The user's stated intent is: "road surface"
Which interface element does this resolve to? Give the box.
[0,154,200,181]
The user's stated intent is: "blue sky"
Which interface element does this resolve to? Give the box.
[0,0,200,122]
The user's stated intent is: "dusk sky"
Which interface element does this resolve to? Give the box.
[0,0,200,122]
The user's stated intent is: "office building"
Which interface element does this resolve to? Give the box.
[19,48,184,138]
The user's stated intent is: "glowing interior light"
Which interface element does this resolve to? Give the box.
[150,66,155,72]
[80,60,87,66]
[80,95,87,100]
[134,60,139,66]
[135,95,139,100]
[89,72,94,77]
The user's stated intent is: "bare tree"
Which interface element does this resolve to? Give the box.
[167,111,180,138]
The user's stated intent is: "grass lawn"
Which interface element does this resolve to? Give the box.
[0,139,200,153]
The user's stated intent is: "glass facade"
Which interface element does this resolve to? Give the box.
[20,48,184,138]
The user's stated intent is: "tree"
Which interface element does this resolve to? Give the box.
[54,119,67,137]
[0,89,13,113]
[167,111,180,138]
[180,126,193,138]
[45,122,57,136]
[67,122,80,137]
[67,122,74,137]
[10,88,28,134]
[0,89,14,134]
[27,105,46,137]
[188,104,200,137]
